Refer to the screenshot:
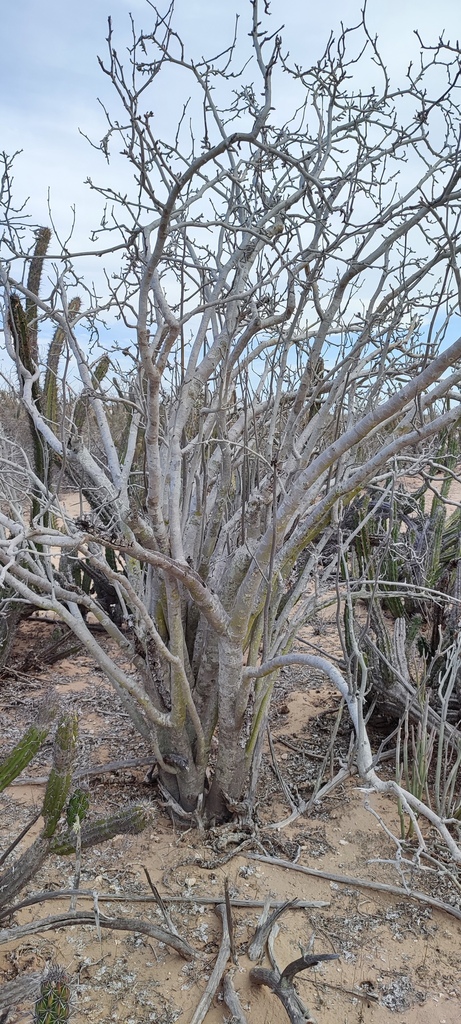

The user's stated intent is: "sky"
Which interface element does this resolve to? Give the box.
[1,0,461,361]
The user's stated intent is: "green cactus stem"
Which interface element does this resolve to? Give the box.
[33,964,71,1024]
[73,353,110,433]
[51,803,149,856]
[25,227,52,364]
[66,787,90,829]
[42,713,78,838]
[44,296,81,434]
[0,806,150,911]
[0,694,60,793]
[8,291,45,519]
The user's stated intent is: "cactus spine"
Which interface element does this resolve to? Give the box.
[33,965,71,1024]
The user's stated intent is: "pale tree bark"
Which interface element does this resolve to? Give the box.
[0,1,461,840]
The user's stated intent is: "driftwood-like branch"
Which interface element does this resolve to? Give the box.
[251,953,339,1024]
[247,887,339,1023]
[9,756,156,786]
[250,955,325,1024]
[0,911,196,960]
[0,888,329,923]
[0,971,42,1013]
[281,953,339,983]
[222,971,248,1024]
[248,897,300,960]
[246,853,461,922]
[189,904,230,1024]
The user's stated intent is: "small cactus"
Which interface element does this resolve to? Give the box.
[33,964,71,1024]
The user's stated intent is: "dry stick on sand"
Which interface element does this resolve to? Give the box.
[224,876,237,964]
[246,853,461,923]
[248,897,301,961]
[0,911,196,959]
[265,922,379,1009]
[0,888,329,922]
[189,903,230,1024]
[143,866,182,937]
[222,971,248,1024]
[247,889,339,1023]
[8,756,156,786]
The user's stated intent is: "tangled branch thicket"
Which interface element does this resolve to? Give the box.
[0,0,460,850]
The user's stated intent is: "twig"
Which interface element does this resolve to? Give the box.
[265,765,352,829]
[224,877,237,964]
[0,809,42,866]
[275,736,325,761]
[143,867,181,936]
[69,819,82,912]
[314,978,379,1004]
[267,725,300,812]
[246,853,461,922]
[92,890,102,943]
[189,904,230,1024]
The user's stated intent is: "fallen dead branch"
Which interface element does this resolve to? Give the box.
[246,883,339,1023]
[8,756,155,786]
[222,971,248,1024]
[0,887,329,922]
[248,898,300,960]
[250,953,339,1024]
[246,853,461,923]
[189,903,230,1024]
[0,972,42,1014]
[0,910,196,959]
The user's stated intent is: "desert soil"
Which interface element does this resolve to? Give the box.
[1,612,460,1024]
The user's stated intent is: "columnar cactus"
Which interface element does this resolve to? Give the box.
[0,694,60,793]
[42,713,78,838]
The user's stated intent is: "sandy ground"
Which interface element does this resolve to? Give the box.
[1,616,460,1024]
